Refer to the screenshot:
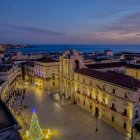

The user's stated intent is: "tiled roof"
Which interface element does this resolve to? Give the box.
[76,68,140,90]
[86,62,126,69]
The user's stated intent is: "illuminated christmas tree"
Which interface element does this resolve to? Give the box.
[28,109,43,140]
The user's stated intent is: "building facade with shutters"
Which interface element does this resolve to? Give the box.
[59,50,140,138]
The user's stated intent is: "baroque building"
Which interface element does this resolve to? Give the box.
[59,50,140,137]
[24,57,60,93]
[0,64,22,102]
[23,50,140,138]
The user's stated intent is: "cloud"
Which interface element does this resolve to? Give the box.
[90,4,140,20]
[1,9,140,44]
[136,33,140,36]
[0,23,66,36]
[0,23,68,44]
[105,11,140,35]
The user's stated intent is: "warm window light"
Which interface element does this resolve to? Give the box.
[48,129,51,135]
[26,130,29,137]
[46,134,49,139]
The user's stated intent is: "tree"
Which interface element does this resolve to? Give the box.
[29,111,43,140]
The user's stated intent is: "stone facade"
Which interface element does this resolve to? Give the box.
[0,65,22,101]
[59,50,140,138]
[23,50,140,137]
[24,60,60,93]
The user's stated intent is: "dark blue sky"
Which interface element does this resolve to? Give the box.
[0,0,140,44]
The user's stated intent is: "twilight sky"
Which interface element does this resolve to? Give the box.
[0,0,140,44]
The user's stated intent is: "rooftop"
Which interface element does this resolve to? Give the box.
[0,64,13,72]
[76,68,140,90]
[36,57,58,63]
[86,62,126,69]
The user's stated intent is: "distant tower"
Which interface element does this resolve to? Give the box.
[60,50,85,99]
[29,110,43,140]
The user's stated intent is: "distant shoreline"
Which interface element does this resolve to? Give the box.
[8,44,140,54]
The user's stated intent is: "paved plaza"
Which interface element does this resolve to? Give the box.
[21,84,139,140]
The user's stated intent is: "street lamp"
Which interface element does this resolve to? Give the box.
[92,109,99,132]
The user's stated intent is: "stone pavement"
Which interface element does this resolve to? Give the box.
[22,84,139,140]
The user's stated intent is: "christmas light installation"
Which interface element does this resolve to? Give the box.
[23,108,54,140]
[28,109,43,140]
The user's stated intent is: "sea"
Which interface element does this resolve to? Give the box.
[11,44,140,54]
